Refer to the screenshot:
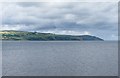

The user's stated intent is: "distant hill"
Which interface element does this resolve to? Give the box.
[0,30,104,41]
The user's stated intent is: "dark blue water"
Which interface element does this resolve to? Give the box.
[2,41,118,76]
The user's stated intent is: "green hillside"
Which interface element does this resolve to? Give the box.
[0,30,104,41]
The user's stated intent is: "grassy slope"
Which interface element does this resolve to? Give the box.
[0,30,104,41]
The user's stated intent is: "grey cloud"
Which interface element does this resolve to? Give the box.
[16,2,45,7]
[2,2,118,40]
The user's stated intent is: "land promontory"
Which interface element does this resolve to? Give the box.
[0,30,104,41]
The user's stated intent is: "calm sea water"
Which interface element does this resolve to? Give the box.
[2,41,118,76]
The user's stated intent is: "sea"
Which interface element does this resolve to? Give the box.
[2,41,118,76]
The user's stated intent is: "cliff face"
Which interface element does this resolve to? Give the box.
[0,30,104,41]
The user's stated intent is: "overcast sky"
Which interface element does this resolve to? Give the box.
[1,2,118,40]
